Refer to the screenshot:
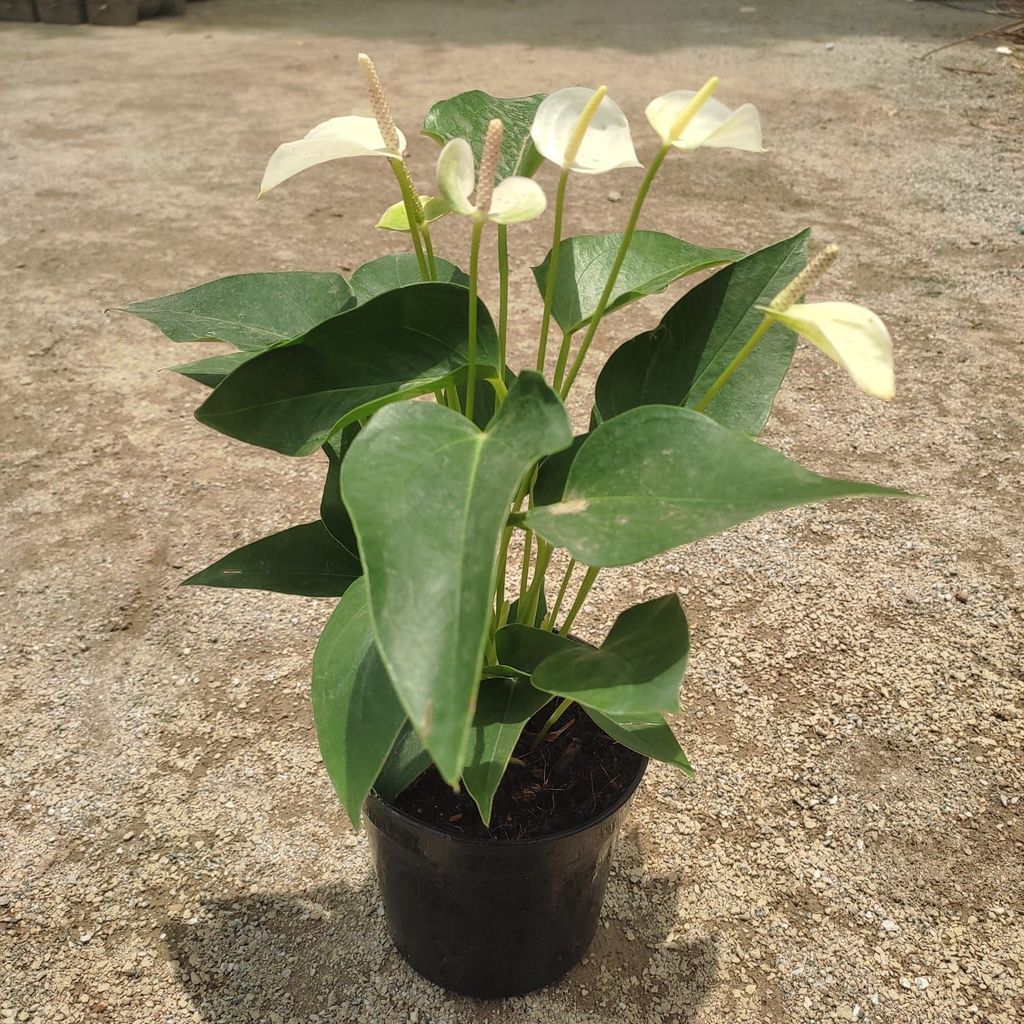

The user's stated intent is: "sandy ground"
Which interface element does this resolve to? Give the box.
[2,1,1023,1022]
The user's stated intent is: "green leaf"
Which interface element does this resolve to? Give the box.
[170,351,256,388]
[118,272,356,350]
[195,283,499,456]
[183,521,361,597]
[505,586,548,629]
[319,427,361,558]
[422,91,546,181]
[462,678,552,826]
[532,596,688,715]
[533,432,588,506]
[593,230,809,435]
[495,624,580,674]
[585,708,694,776]
[376,195,451,232]
[312,580,406,828]
[532,231,740,336]
[341,371,572,784]
[349,254,469,303]
[374,722,432,802]
[525,405,908,568]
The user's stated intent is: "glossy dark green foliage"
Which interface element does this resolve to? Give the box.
[462,678,552,825]
[532,231,740,335]
[422,91,546,180]
[119,271,356,350]
[195,283,499,456]
[593,230,809,435]
[532,595,688,715]
[374,722,432,802]
[350,254,469,304]
[312,580,406,827]
[183,521,361,597]
[171,351,255,388]
[341,372,572,784]
[526,405,908,567]
[584,709,694,776]
[319,426,361,558]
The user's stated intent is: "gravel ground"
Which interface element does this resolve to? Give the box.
[1,1,1022,1022]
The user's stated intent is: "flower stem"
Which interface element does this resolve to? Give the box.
[519,540,552,626]
[465,219,485,422]
[557,145,671,396]
[693,314,772,413]
[421,221,438,280]
[497,224,510,385]
[544,557,576,631]
[518,530,534,610]
[390,159,428,280]
[536,169,570,373]
[559,565,600,635]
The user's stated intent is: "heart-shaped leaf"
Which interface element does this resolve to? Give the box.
[422,91,546,181]
[495,624,580,674]
[462,678,552,826]
[350,253,469,303]
[341,371,572,784]
[525,405,908,567]
[594,230,809,435]
[312,580,406,827]
[532,231,740,335]
[532,595,688,715]
[195,283,499,456]
[586,708,694,776]
[118,272,356,350]
[183,521,360,597]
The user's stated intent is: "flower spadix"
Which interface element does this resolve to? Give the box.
[646,79,764,152]
[259,54,407,197]
[531,86,640,174]
[436,120,546,225]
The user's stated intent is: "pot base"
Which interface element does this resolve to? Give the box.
[365,751,647,998]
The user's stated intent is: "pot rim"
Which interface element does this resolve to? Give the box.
[367,750,648,850]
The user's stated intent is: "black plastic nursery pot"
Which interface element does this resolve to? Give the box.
[364,753,648,998]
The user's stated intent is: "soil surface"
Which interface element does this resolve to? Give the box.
[1,2,1022,1023]
[393,709,646,841]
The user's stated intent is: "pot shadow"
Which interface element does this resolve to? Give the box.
[163,869,719,1020]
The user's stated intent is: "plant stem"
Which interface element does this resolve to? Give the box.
[520,540,552,625]
[559,565,600,635]
[693,314,772,413]
[389,159,428,280]
[465,219,485,422]
[421,221,438,281]
[557,145,670,397]
[544,557,576,630]
[536,169,570,374]
[517,530,534,610]
[551,328,578,394]
[497,224,509,385]
[530,698,574,751]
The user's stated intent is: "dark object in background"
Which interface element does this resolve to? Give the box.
[0,0,38,20]
[37,0,86,22]
[85,0,137,23]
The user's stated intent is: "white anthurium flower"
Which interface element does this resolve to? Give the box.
[436,139,546,225]
[530,87,641,174]
[646,90,764,152]
[761,301,895,400]
[259,115,407,197]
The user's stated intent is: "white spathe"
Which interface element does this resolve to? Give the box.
[260,116,407,196]
[645,91,764,151]
[435,139,547,225]
[764,301,895,400]
[530,87,641,174]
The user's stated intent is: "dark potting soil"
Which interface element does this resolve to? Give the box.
[390,706,645,841]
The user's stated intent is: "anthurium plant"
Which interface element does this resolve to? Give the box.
[123,57,903,831]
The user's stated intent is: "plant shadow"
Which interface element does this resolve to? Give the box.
[163,860,720,1020]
